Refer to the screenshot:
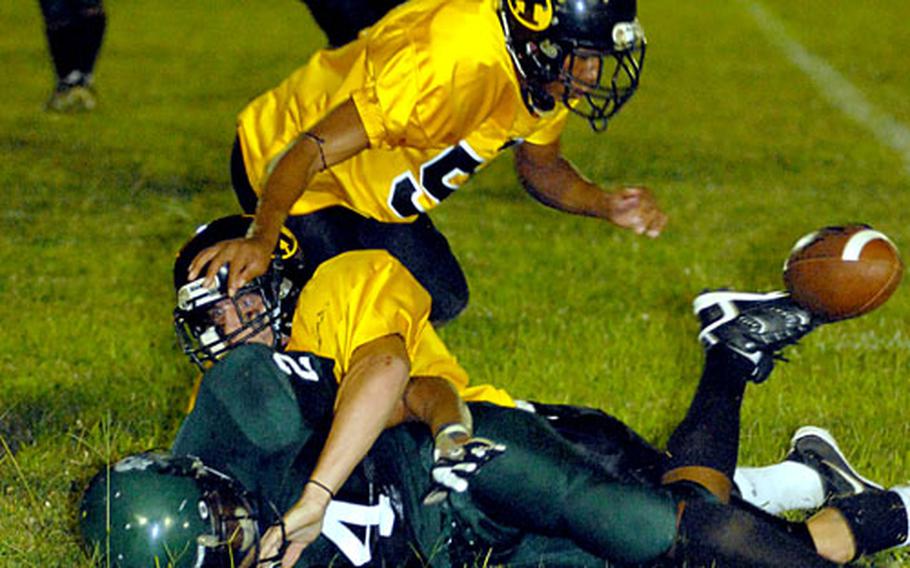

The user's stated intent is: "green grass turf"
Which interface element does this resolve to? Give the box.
[1,0,909,565]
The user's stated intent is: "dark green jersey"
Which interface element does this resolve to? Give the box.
[173,344,679,567]
[173,344,434,566]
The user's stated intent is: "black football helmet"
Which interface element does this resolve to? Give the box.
[498,0,646,131]
[79,452,280,567]
[173,215,304,370]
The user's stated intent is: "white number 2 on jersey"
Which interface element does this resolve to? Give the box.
[322,494,395,565]
[271,352,320,382]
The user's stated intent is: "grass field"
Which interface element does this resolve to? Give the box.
[1,0,909,565]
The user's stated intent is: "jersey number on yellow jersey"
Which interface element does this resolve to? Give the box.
[388,141,485,218]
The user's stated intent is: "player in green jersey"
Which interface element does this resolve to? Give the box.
[80,219,910,567]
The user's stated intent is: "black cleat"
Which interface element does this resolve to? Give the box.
[693,290,816,382]
[786,426,883,502]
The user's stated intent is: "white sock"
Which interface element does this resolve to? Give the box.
[733,461,825,514]
[889,485,910,548]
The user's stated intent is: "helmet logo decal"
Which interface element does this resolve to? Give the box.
[507,0,553,31]
[277,226,299,260]
[240,214,298,260]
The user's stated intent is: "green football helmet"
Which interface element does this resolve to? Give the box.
[79,452,269,567]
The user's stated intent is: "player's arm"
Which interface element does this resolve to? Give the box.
[513,138,667,238]
[189,98,370,295]
[401,376,473,455]
[316,334,411,491]
[257,333,410,565]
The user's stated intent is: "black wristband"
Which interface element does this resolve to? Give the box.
[307,478,335,499]
[301,131,328,171]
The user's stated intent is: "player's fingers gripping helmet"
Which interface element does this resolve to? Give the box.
[499,0,646,131]
[173,215,304,370]
[79,452,277,567]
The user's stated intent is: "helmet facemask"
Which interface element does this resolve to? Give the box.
[174,266,287,371]
[172,215,305,370]
[196,464,285,567]
[557,34,645,132]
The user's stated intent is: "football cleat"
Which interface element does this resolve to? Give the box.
[786,426,883,502]
[46,84,97,113]
[693,290,816,382]
[46,72,97,113]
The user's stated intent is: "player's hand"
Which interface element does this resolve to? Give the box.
[422,436,506,505]
[604,186,667,238]
[257,484,332,567]
[187,235,274,296]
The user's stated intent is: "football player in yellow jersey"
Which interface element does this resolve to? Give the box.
[173,215,512,529]
[189,0,666,326]
[175,217,513,406]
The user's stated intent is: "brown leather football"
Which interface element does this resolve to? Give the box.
[783,225,903,321]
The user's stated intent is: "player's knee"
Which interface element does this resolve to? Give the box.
[429,283,469,325]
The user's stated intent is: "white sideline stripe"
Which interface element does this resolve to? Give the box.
[745,1,910,176]
[842,229,892,261]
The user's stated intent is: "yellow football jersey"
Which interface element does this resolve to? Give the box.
[236,0,568,224]
[287,249,515,406]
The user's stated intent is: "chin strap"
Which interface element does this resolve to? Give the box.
[522,82,556,115]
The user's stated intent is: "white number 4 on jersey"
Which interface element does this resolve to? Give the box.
[322,494,395,565]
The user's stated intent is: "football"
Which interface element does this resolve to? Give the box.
[783,225,903,321]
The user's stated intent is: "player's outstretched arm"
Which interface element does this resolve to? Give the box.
[514,139,667,238]
[188,98,370,295]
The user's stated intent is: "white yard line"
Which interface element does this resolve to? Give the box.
[745,0,910,176]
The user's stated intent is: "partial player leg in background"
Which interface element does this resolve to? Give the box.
[39,0,106,112]
[298,0,406,47]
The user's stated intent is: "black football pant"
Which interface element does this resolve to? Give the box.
[39,0,106,83]
[231,137,469,324]
[299,0,406,47]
